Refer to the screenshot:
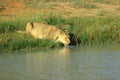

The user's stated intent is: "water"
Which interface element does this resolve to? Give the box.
[0,44,120,80]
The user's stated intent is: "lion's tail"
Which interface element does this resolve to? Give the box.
[16,30,26,33]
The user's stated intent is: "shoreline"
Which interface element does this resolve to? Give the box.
[0,15,120,53]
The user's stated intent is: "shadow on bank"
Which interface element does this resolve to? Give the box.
[69,33,81,46]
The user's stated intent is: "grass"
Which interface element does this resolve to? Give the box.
[74,1,98,9]
[23,0,120,9]
[24,0,99,9]
[0,0,120,53]
[96,10,105,16]
[0,32,63,53]
[93,0,110,4]
[0,14,120,53]
[0,4,5,12]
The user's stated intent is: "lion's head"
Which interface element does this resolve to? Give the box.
[55,31,70,46]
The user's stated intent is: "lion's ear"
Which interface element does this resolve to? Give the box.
[30,22,34,29]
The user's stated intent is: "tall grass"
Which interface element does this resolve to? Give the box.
[66,16,120,45]
[0,14,120,52]
[0,32,63,53]
[0,15,64,53]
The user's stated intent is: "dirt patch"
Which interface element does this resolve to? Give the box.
[0,1,25,16]
[7,1,24,8]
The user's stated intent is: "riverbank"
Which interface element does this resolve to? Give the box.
[0,14,120,53]
[0,0,120,53]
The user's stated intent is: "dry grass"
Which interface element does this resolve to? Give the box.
[0,0,120,19]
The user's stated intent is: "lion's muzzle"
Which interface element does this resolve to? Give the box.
[63,38,70,47]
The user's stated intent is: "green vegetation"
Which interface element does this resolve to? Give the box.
[66,16,120,45]
[74,1,98,9]
[0,0,120,53]
[0,14,120,53]
[0,33,62,53]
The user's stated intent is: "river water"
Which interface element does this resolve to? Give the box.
[0,44,120,80]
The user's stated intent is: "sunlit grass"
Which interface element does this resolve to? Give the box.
[74,1,98,9]
[0,32,63,53]
[0,14,120,52]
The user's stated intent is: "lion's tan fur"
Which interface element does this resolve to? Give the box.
[26,22,70,46]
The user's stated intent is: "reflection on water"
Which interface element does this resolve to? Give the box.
[0,45,120,80]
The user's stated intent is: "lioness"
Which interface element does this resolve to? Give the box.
[26,22,70,46]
